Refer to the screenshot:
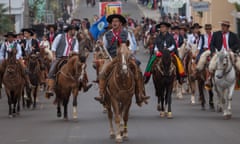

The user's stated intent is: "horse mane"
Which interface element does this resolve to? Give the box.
[208,53,218,73]
[230,52,240,72]
[196,50,211,71]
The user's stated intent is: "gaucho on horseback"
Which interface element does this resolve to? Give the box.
[45,24,92,99]
[144,22,185,84]
[0,32,33,90]
[94,14,150,106]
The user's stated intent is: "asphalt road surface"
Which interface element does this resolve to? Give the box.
[0,0,240,144]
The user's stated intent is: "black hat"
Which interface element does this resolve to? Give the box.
[21,28,34,36]
[155,22,171,30]
[179,24,188,31]
[191,23,202,29]
[64,24,78,32]
[171,26,180,30]
[46,24,57,30]
[107,14,127,25]
[4,32,17,38]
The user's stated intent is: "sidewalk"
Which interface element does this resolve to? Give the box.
[137,2,160,21]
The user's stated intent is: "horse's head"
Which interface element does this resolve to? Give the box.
[215,50,232,79]
[69,55,87,82]
[117,41,131,74]
[6,48,17,64]
[156,50,175,77]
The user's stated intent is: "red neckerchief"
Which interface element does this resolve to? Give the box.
[207,32,212,49]
[50,32,54,44]
[111,29,122,44]
[66,34,73,56]
[174,34,179,48]
[222,32,228,50]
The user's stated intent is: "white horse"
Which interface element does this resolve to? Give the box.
[212,50,236,119]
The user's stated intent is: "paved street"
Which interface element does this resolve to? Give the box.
[0,0,240,144]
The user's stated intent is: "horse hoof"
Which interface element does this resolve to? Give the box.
[8,115,13,118]
[201,107,206,111]
[217,108,223,113]
[110,133,115,139]
[73,115,78,120]
[57,112,62,118]
[116,136,123,143]
[63,117,68,121]
[157,105,161,111]
[103,108,107,113]
[123,134,128,141]
[160,112,165,118]
[167,112,173,119]
[224,115,232,120]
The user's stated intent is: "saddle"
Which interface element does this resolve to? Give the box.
[54,58,68,77]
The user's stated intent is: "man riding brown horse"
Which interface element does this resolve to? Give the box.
[45,25,92,99]
[0,32,33,91]
[94,14,149,106]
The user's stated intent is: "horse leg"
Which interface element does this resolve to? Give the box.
[26,87,32,109]
[122,100,132,141]
[167,84,173,119]
[189,79,196,104]
[160,89,165,117]
[215,87,223,113]
[63,96,70,120]
[22,89,25,109]
[57,99,62,118]
[72,88,78,120]
[17,94,21,115]
[107,105,115,139]
[208,90,215,111]
[225,84,235,120]
[33,87,37,109]
[112,100,122,143]
[7,94,13,118]
[198,79,205,110]
[176,81,183,99]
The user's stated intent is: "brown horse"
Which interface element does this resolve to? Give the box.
[2,48,25,117]
[55,54,86,120]
[104,43,135,143]
[24,53,42,109]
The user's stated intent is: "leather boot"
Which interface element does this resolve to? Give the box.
[45,79,55,99]
[94,78,106,104]
[82,73,93,92]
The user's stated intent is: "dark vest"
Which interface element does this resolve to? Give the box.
[105,30,128,57]
[155,32,176,51]
[55,34,76,58]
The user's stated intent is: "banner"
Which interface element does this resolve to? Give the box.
[99,2,122,17]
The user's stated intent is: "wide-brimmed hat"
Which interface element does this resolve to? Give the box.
[171,26,180,30]
[4,32,17,38]
[64,24,79,32]
[219,20,231,26]
[107,14,127,25]
[204,24,212,29]
[155,22,171,30]
[191,23,202,29]
[21,28,34,36]
[46,24,57,30]
[179,24,188,31]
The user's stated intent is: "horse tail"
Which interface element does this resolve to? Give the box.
[196,50,211,71]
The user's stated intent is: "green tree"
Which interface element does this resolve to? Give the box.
[0,4,14,35]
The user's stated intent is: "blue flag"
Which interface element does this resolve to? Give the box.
[89,15,108,40]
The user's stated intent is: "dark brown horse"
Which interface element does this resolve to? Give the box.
[105,43,135,143]
[2,48,25,117]
[23,53,42,109]
[55,54,86,120]
[152,50,176,118]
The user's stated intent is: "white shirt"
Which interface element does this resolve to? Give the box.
[197,32,213,50]
[51,34,79,56]
[0,41,22,60]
